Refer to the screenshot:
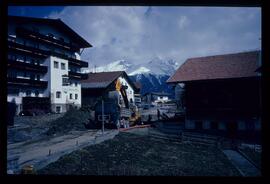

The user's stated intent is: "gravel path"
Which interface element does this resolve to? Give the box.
[7,129,119,174]
[222,149,261,176]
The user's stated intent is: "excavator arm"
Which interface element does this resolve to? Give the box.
[120,85,129,108]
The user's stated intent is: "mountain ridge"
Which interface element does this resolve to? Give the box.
[83,58,179,96]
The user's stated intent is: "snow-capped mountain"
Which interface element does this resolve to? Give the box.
[86,58,179,96]
[133,57,178,76]
[83,60,133,73]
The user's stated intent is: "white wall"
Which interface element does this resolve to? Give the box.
[7,95,22,105]
[49,56,68,105]
[66,80,81,106]
[44,56,82,112]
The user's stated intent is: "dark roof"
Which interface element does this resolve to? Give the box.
[9,15,92,48]
[81,71,137,90]
[167,50,261,83]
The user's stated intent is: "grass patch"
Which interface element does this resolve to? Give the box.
[38,132,240,176]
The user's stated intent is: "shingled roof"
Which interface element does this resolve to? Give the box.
[167,50,261,83]
[81,71,137,90]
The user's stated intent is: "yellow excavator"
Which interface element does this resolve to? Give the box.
[129,105,141,126]
[116,79,141,126]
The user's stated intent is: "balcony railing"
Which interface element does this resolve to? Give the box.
[7,77,48,88]
[8,59,48,73]
[69,71,88,80]
[16,27,81,52]
[8,40,49,57]
[8,40,88,68]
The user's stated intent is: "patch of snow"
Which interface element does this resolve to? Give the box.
[129,67,150,76]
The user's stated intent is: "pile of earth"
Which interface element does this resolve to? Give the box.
[45,108,91,136]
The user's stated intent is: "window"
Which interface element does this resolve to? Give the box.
[238,121,246,130]
[35,90,39,97]
[8,54,12,60]
[56,106,61,113]
[30,74,35,80]
[203,121,211,129]
[70,93,73,99]
[75,94,78,100]
[36,60,40,66]
[34,43,39,49]
[8,71,17,78]
[56,91,61,98]
[75,82,78,87]
[54,61,59,68]
[26,90,31,96]
[186,121,195,129]
[36,75,40,81]
[62,76,69,86]
[211,121,218,130]
[23,72,27,78]
[218,122,226,130]
[61,63,66,70]
[195,121,203,129]
[255,120,261,130]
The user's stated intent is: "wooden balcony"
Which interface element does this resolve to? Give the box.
[8,40,49,57]
[8,40,88,68]
[7,77,48,88]
[69,71,88,80]
[8,59,48,73]
[16,27,81,52]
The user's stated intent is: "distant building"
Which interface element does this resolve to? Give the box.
[81,71,138,108]
[133,82,142,106]
[7,16,92,114]
[142,92,171,105]
[167,51,261,143]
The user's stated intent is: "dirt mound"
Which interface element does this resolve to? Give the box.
[46,109,91,136]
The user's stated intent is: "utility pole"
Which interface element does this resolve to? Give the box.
[102,98,104,135]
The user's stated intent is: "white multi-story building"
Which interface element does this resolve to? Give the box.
[7,16,92,114]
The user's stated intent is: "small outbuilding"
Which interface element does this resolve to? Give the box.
[81,71,138,108]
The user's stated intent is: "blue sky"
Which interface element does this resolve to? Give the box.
[8,6,261,68]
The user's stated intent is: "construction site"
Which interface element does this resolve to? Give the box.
[6,12,262,176]
[7,88,261,176]
[7,65,261,176]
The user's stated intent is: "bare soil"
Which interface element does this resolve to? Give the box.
[38,132,240,176]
